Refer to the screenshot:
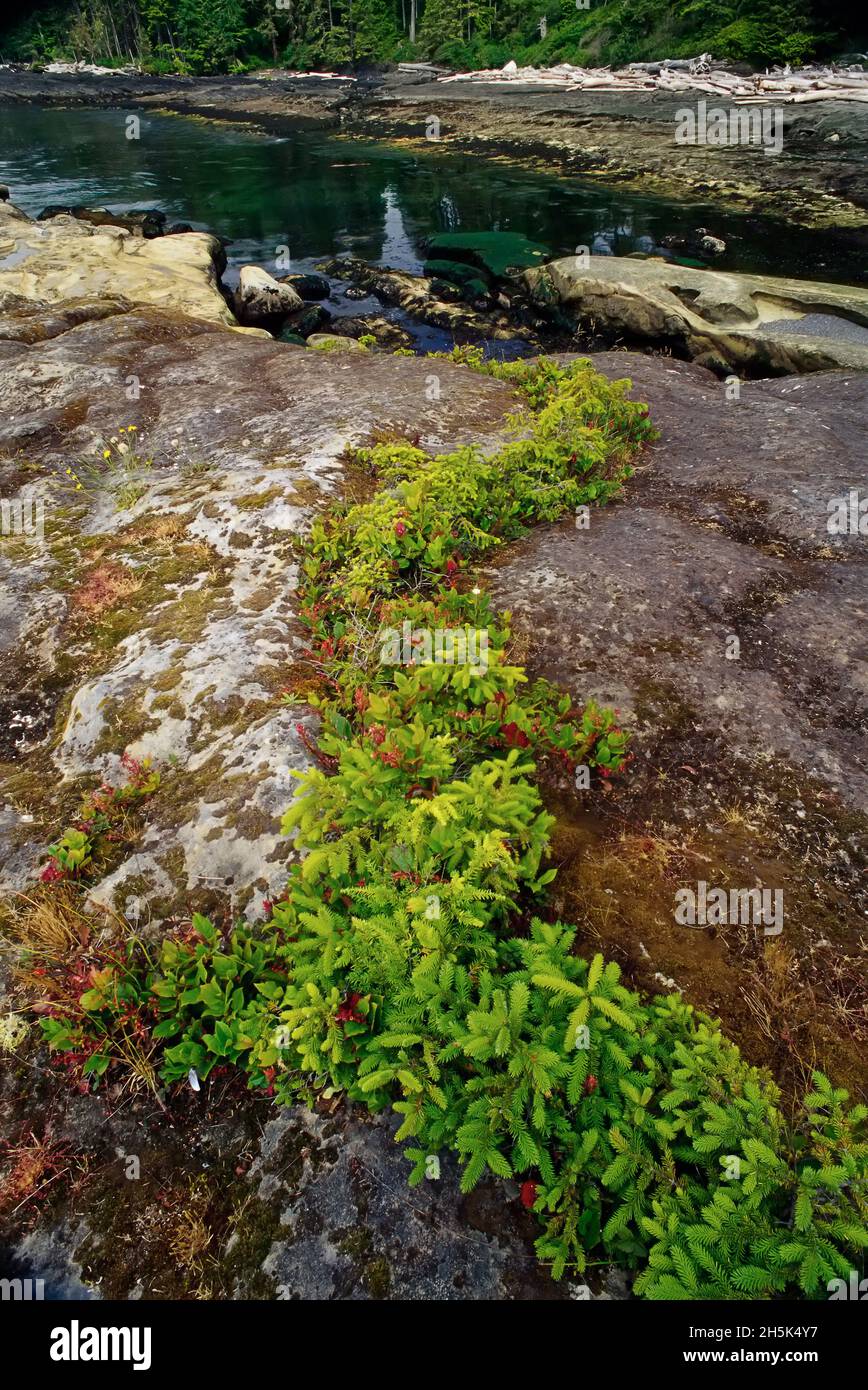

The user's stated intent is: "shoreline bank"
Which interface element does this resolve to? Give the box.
[1,69,867,236]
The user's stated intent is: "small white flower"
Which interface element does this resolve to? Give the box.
[0,1012,29,1053]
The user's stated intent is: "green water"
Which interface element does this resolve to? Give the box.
[0,106,862,293]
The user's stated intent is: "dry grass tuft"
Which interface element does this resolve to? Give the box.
[2,886,87,964]
[168,1176,216,1287]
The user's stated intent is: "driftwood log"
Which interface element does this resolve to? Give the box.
[438,57,868,103]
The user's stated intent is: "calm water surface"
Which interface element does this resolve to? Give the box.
[0,106,862,291]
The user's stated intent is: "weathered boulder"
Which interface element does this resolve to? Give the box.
[524,255,868,374]
[233,265,303,328]
[278,272,331,301]
[0,199,236,327]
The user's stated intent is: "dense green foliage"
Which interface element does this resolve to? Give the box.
[31,354,868,1297]
[1,0,862,73]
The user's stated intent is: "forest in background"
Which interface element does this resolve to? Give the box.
[0,0,864,75]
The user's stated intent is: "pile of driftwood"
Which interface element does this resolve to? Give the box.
[438,56,868,103]
[44,60,140,75]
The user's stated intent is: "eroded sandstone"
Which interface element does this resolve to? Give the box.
[0,200,236,327]
[525,255,868,373]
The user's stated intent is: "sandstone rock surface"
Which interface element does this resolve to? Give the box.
[0,200,236,327]
[0,308,515,925]
[525,255,868,373]
[488,352,867,1099]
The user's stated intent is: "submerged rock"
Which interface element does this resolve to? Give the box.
[281,303,331,339]
[423,257,493,291]
[426,258,493,306]
[321,255,540,343]
[38,205,168,238]
[425,230,550,279]
[661,227,727,258]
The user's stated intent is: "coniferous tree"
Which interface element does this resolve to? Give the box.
[0,2,857,85]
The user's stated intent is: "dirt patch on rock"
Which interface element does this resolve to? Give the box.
[488,353,867,1104]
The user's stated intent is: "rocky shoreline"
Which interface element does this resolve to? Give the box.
[1,67,868,235]
[0,110,866,1299]
[5,192,867,375]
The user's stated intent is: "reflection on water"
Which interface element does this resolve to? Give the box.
[0,106,862,287]
[380,187,418,271]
